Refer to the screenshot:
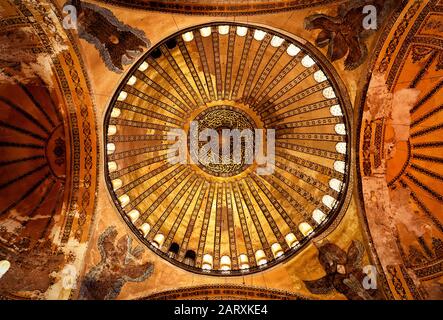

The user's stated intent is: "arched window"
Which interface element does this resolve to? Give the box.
[152,234,165,249]
[336,142,347,154]
[323,87,336,99]
[322,195,337,209]
[285,233,299,248]
[302,55,315,67]
[253,30,266,41]
[330,105,343,116]
[111,179,122,191]
[151,49,162,59]
[108,161,118,173]
[334,161,346,174]
[271,243,284,258]
[182,31,194,42]
[286,44,300,57]
[168,243,179,258]
[106,143,116,155]
[312,209,327,224]
[236,26,248,37]
[127,76,137,86]
[299,222,314,237]
[314,70,327,83]
[202,254,213,270]
[335,123,346,135]
[110,108,121,118]
[0,260,10,279]
[329,179,343,192]
[220,256,231,271]
[117,91,127,101]
[118,194,130,207]
[139,222,150,237]
[138,61,148,72]
[238,254,249,270]
[184,250,196,267]
[218,25,229,35]
[107,125,117,136]
[200,27,211,37]
[271,36,284,47]
[255,250,267,266]
[127,209,140,223]
[165,39,177,49]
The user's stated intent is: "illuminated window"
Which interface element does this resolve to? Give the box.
[200,27,211,37]
[220,256,231,270]
[218,25,229,35]
[299,222,314,237]
[139,222,150,237]
[117,91,127,101]
[271,243,284,258]
[271,36,284,47]
[287,44,301,57]
[118,194,130,207]
[330,105,343,116]
[138,61,149,72]
[336,142,347,154]
[111,108,121,118]
[108,161,118,173]
[111,179,122,191]
[329,179,343,192]
[182,31,194,42]
[334,160,346,174]
[107,125,117,136]
[152,234,165,248]
[285,233,299,248]
[127,75,137,86]
[107,143,116,155]
[128,209,140,223]
[313,209,326,224]
[0,260,10,279]
[322,195,337,209]
[302,55,316,67]
[238,254,249,269]
[323,87,336,99]
[314,70,327,83]
[253,30,266,41]
[335,123,346,135]
[202,254,213,270]
[255,250,267,266]
[236,26,248,37]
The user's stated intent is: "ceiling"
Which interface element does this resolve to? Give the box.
[0,0,442,300]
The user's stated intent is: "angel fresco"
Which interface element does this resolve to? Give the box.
[303,240,382,300]
[66,0,150,73]
[79,226,154,300]
[304,0,393,70]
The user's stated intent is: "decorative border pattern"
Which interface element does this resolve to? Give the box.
[98,0,343,16]
[141,284,311,300]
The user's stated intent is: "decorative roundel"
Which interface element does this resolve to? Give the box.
[104,23,352,275]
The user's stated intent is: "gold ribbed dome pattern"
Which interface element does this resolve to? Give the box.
[104,23,351,275]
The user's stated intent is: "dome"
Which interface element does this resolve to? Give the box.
[104,23,351,275]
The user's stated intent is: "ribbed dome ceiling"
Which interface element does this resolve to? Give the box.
[104,23,351,275]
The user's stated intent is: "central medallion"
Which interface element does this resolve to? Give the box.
[190,106,256,177]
